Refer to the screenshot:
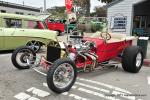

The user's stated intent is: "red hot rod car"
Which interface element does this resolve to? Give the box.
[11,32,144,93]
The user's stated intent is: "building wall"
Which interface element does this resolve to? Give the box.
[0,6,40,16]
[107,0,144,35]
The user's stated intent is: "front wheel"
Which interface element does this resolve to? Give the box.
[122,46,144,73]
[26,41,42,53]
[47,58,77,93]
[11,46,36,70]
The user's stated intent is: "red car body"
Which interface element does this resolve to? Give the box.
[75,37,133,69]
[45,19,65,33]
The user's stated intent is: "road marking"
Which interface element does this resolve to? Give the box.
[43,83,48,87]
[69,94,90,100]
[34,68,135,100]
[75,82,110,93]
[112,91,135,100]
[27,87,50,97]
[43,83,89,100]
[14,92,31,100]
[43,82,77,89]
[28,97,40,100]
[35,69,131,94]
[78,78,131,94]
[148,77,150,85]
[62,92,69,95]
[78,88,118,100]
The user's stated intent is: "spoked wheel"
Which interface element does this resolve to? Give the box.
[26,41,41,53]
[47,59,77,93]
[11,46,36,70]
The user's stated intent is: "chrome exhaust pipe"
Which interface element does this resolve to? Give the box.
[78,52,87,72]
[84,53,97,71]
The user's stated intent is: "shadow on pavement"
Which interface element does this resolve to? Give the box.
[0,50,13,54]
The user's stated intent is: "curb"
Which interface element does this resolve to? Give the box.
[113,57,150,67]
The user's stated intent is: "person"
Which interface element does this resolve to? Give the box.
[69,17,77,24]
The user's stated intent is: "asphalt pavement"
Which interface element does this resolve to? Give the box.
[0,53,150,100]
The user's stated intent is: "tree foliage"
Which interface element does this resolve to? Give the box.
[91,6,106,17]
[74,0,113,16]
[47,6,66,18]
[74,0,90,16]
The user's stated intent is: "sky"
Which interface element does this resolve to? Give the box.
[3,0,106,12]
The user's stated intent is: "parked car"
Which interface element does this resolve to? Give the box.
[0,13,57,52]
[45,18,77,34]
[45,19,66,36]
[12,31,144,93]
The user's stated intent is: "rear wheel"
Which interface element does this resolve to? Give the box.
[11,46,36,70]
[47,58,77,93]
[122,46,144,73]
[26,41,42,53]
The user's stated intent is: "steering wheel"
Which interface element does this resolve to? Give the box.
[100,32,111,41]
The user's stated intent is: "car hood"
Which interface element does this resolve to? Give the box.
[36,29,58,41]
[13,29,58,42]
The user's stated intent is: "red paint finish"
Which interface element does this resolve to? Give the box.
[45,19,65,33]
[83,37,132,62]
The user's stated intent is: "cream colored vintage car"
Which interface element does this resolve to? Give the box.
[0,13,57,52]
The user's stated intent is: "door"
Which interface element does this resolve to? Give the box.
[3,18,22,50]
[0,28,4,50]
[4,28,17,49]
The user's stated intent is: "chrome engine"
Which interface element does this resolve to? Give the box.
[67,35,98,71]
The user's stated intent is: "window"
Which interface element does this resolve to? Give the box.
[28,14,35,16]
[110,14,127,32]
[1,10,6,13]
[133,16,147,29]
[113,17,127,29]
[16,12,24,15]
[5,18,22,28]
[24,20,45,29]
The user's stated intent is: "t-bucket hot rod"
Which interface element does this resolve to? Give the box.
[11,31,144,93]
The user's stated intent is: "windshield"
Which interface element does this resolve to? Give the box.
[42,21,48,29]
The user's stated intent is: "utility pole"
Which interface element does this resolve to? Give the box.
[44,0,46,12]
[22,1,24,6]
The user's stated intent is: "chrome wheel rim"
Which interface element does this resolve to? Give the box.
[27,41,40,52]
[136,53,142,67]
[53,63,74,89]
[16,49,35,67]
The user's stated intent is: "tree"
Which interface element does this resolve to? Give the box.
[74,0,90,16]
[47,6,66,19]
[91,6,106,17]
[74,0,113,16]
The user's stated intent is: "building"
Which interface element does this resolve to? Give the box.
[0,0,42,16]
[107,0,150,36]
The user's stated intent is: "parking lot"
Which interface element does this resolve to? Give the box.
[0,34,149,100]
